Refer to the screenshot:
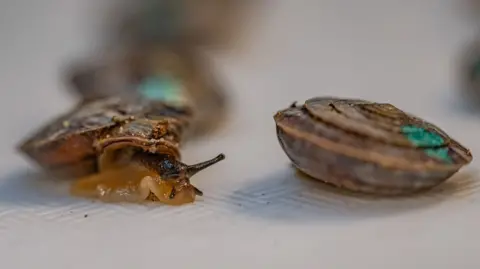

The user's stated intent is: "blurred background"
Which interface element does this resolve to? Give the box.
[1,1,480,268]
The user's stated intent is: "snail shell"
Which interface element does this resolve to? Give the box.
[274,97,473,195]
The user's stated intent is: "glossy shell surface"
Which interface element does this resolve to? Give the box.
[19,96,191,178]
[274,97,473,195]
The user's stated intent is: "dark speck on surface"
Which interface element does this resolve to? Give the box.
[84,214,88,218]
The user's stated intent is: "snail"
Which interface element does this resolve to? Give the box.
[274,97,473,195]
[19,95,225,205]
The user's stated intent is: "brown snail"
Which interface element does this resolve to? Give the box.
[274,97,473,195]
[18,95,225,206]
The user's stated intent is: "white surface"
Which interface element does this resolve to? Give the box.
[1,1,480,268]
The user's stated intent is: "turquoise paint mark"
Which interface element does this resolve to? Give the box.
[425,148,451,163]
[401,125,444,147]
[401,125,452,163]
[138,75,185,104]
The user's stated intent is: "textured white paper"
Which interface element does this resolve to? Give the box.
[1,1,480,268]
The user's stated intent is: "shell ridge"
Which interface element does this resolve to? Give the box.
[303,99,461,153]
[304,101,416,147]
[275,119,467,172]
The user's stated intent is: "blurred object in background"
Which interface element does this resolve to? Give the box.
[117,0,255,49]
[457,0,480,110]
[67,45,228,139]
[459,37,480,108]
[65,0,258,138]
